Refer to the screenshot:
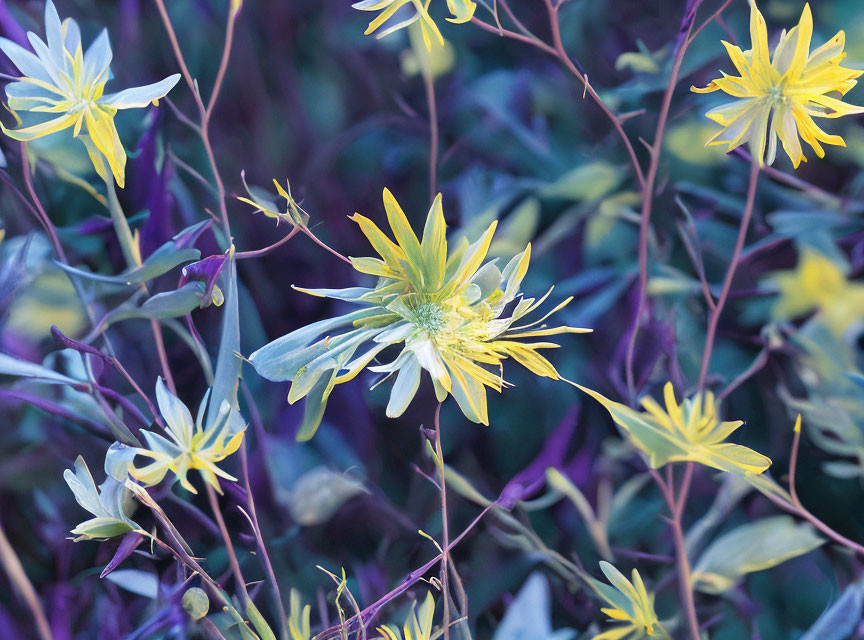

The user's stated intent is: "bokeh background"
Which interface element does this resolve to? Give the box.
[2,0,864,638]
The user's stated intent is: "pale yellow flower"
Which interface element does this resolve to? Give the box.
[691,1,863,167]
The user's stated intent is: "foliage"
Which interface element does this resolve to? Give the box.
[0,0,863,639]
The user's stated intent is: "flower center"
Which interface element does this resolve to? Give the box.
[412,301,446,334]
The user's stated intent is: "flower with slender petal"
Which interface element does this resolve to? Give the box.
[127,378,245,494]
[0,0,180,187]
[352,0,475,51]
[578,382,771,476]
[63,455,140,541]
[375,592,436,640]
[691,1,864,167]
[590,562,668,640]
[250,189,590,440]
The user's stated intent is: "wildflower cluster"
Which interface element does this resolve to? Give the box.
[1,0,863,639]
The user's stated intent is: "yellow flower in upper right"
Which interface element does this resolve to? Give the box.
[691,1,864,168]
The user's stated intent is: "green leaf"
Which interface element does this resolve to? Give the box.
[56,246,200,285]
[693,516,824,594]
[0,352,79,385]
[246,598,277,640]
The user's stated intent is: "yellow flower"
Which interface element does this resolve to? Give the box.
[237,173,310,228]
[128,378,245,494]
[578,382,771,476]
[288,589,312,640]
[691,1,864,168]
[0,1,180,187]
[375,592,436,640]
[590,562,668,640]
[770,248,864,334]
[352,0,475,51]
[250,189,590,439]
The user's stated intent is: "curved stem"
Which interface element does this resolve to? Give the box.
[422,63,438,204]
[235,226,299,260]
[433,403,452,640]
[624,6,698,398]
[698,159,760,391]
[205,483,250,605]
[543,0,645,190]
[314,502,496,639]
[651,463,700,640]
[0,521,52,640]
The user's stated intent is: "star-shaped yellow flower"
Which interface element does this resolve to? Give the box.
[691,1,863,168]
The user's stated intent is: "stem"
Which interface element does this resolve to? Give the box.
[17,147,116,355]
[239,443,288,640]
[300,227,352,264]
[543,0,645,190]
[235,226,299,260]
[433,403,452,640]
[314,502,496,639]
[652,463,700,640]
[205,482,250,605]
[104,178,177,393]
[421,62,438,204]
[697,160,760,391]
[153,0,235,241]
[0,521,53,640]
[624,4,698,398]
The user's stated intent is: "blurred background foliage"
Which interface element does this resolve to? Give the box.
[1,0,864,638]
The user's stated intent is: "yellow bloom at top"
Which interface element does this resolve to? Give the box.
[578,382,771,476]
[691,1,863,168]
[0,1,180,187]
[770,248,864,334]
[352,0,475,50]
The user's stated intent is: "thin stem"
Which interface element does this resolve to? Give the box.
[624,3,699,399]
[788,415,803,511]
[314,502,496,639]
[543,0,645,190]
[759,488,864,558]
[470,16,556,56]
[235,226,299,260]
[104,178,177,393]
[471,6,645,189]
[153,0,234,240]
[110,356,163,426]
[300,226,352,264]
[19,147,65,261]
[205,483,250,605]
[697,159,760,391]
[0,521,53,640]
[18,147,116,356]
[239,443,288,640]
[422,63,439,204]
[652,462,700,640]
[433,403,452,640]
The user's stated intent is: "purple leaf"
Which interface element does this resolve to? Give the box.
[100,532,145,579]
[51,326,111,365]
[498,408,578,509]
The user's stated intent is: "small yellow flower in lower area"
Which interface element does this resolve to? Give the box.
[0,1,180,187]
[769,248,864,335]
[128,378,245,494]
[591,562,668,640]
[375,592,436,640]
[578,382,771,476]
[691,1,864,168]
